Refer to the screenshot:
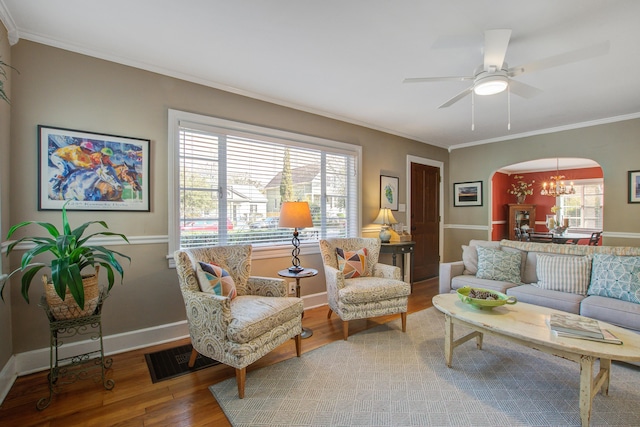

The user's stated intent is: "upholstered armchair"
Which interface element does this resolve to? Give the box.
[319,237,411,340]
[174,245,303,398]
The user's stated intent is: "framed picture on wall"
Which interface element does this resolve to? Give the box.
[38,125,150,211]
[629,170,640,203]
[380,175,399,210]
[453,181,483,207]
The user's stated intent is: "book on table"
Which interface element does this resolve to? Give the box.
[554,329,623,345]
[548,313,603,339]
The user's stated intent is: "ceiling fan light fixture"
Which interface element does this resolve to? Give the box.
[473,74,509,96]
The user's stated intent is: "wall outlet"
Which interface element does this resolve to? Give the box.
[289,281,297,295]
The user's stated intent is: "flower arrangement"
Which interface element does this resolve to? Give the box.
[508,175,534,201]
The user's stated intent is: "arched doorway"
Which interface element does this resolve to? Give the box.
[490,158,603,241]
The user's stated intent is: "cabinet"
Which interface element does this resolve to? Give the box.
[508,204,536,240]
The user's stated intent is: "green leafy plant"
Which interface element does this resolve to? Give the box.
[507,175,535,198]
[1,202,130,309]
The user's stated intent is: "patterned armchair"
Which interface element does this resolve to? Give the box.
[174,245,303,398]
[319,238,411,340]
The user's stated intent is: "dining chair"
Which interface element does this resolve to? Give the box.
[529,232,554,243]
[589,231,602,246]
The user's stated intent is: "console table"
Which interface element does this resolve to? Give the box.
[380,241,415,289]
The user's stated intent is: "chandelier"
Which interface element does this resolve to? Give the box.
[540,159,575,197]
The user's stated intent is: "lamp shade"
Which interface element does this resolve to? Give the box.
[278,201,313,228]
[372,208,398,225]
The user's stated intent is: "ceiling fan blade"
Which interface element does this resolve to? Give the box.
[508,80,543,99]
[438,86,473,108]
[403,76,473,83]
[484,29,512,70]
[508,40,610,77]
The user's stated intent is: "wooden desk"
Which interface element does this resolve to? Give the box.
[380,241,415,288]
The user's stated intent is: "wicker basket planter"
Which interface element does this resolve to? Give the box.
[43,267,100,320]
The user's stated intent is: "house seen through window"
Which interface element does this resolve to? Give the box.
[169,110,360,251]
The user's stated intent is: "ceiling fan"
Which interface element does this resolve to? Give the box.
[404,29,610,109]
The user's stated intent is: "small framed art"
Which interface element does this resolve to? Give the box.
[380,175,399,211]
[453,181,483,207]
[629,170,640,203]
[38,125,150,211]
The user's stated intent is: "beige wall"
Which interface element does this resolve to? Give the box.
[444,120,640,261]
[0,23,12,371]
[6,40,447,354]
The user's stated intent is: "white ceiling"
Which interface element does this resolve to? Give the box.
[2,0,640,152]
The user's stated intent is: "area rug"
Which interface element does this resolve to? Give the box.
[209,307,640,426]
[145,344,219,383]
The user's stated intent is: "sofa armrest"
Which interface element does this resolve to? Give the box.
[246,276,288,297]
[372,262,402,280]
[439,261,465,294]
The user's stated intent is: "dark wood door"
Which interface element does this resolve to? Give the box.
[410,162,440,280]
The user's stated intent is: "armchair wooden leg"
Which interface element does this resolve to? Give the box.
[188,347,198,368]
[401,312,407,333]
[343,321,349,341]
[236,367,246,399]
[295,334,302,357]
[327,308,333,319]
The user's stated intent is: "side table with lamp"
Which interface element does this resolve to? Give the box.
[278,201,316,338]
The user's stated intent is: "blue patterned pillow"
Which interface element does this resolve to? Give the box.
[588,254,640,304]
[476,246,522,283]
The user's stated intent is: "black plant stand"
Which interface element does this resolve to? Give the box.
[37,292,114,410]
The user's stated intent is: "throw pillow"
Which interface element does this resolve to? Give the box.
[461,240,502,275]
[476,246,522,283]
[336,247,368,279]
[196,261,237,299]
[534,254,592,296]
[588,254,640,304]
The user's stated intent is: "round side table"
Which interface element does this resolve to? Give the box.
[278,268,318,339]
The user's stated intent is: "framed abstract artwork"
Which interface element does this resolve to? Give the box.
[38,125,150,211]
[380,175,399,211]
[453,181,483,207]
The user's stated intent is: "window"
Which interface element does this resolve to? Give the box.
[168,110,361,255]
[559,179,603,230]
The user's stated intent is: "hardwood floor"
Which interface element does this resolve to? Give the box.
[0,278,439,427]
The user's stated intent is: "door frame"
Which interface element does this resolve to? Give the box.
[406,155,444,267]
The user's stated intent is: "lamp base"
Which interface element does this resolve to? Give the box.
[288,265,304,273]
[379,227,392,243]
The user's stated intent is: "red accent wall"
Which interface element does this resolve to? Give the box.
[493,166,603,238]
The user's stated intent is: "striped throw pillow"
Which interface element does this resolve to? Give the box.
[534,254,592,295]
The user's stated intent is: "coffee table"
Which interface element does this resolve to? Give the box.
[432,293,640,427]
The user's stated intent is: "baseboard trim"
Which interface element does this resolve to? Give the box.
[0,355,17,406]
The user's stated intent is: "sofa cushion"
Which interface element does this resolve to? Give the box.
[338,276,411,304]
[506,285,583,314]
[196,261,237,299]
[580,295,640,332]
[588,254,640,304]
[534,254,592,296]
[336,247,368,279]
[476,246,522,284]
[451,275,520,294]
[462,240,501,275]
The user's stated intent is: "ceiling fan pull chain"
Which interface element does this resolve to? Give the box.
[471,91,475,131]
[507,85,511,130]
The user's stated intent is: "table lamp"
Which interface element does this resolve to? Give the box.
[279,201,314,272]
[373,208,397,243]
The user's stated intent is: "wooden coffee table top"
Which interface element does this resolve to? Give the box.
[432,293,640,363]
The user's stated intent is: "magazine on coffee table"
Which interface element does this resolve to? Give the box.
[554,328,623,345]
[548,313,603,339]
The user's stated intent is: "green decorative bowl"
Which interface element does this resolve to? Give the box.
[456,286,517,310]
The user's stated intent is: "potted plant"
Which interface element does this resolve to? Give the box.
[0,57,18,104]
[507,175,535,204]
[0,202,130,319]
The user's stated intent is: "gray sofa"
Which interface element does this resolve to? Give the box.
[439,239,640,332]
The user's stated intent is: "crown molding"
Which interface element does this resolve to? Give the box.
[0,0,18,45]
